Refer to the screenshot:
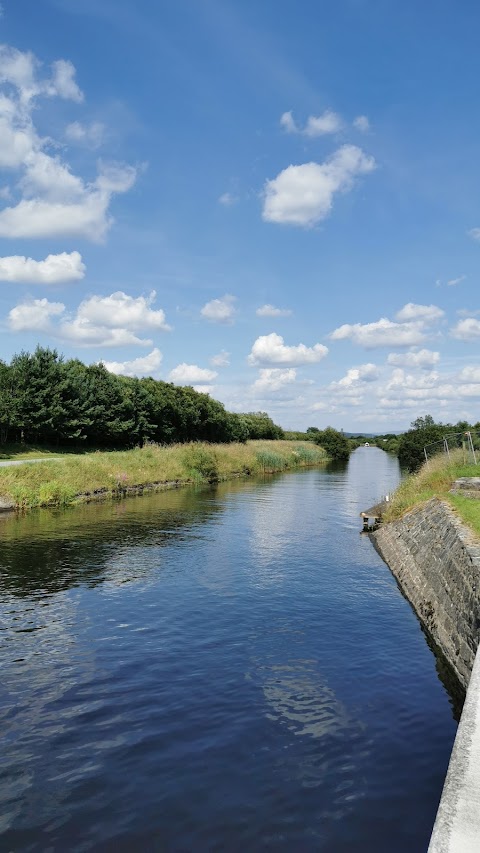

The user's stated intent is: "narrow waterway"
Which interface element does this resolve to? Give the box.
[0,447,457,852]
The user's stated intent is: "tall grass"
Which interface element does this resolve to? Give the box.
[0,440,327,509]
[385,448,480,534]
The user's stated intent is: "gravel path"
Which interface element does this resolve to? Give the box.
[0,458,62,468]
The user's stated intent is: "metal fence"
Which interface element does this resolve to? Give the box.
[423,430,479,466]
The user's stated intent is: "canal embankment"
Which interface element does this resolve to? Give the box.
[0,439,327,510]
[371,454,480,851]
[373,497,480,689]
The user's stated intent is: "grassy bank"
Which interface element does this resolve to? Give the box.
[0,440,327,509]
[384,450,480,536]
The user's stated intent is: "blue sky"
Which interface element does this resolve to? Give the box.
[1,0,480,431]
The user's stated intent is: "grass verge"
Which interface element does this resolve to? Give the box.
[384,449,480,536]
[0,440,327,509]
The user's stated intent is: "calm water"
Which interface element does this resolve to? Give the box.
[0,448,458,852]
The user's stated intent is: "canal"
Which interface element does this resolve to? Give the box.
[0,447,458,851]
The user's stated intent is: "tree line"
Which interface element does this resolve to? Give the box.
[0,347,285,448]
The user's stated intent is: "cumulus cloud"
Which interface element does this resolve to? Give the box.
[248,332,328,366]
[252,368,297,393]
[168,363,218,384]
[65,120,105,148]
[200,294,236,324]
[9,297,65,331]
[468,227,480,241]
[459,366,480,382]
[256,303,292,318]
[262,145,376,228]
[8,290,170,347]
[451,318,480,341]
[193,384,214,395]
[331,304,444,349]
[280,110,343,136]
[0,44,136,241]
[353,115,370,132]
[335,363,379,387]
[0,250,85,283]
[210,350,230,367]
[395,303,445,323]
[387,349,440,369]
[330,318,427,348]
[104,348,163,378]
[74,290,170,332]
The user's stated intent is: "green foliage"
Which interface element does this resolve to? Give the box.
[398,414,446,472]
[238,412,285,440]
[0,347,283,450]
[256,450,288,471]
[182,445,219,483]
[313,426,350,461]
[0,440,327,508]
[293,444,323,463]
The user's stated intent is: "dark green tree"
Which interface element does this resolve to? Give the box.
[398,414,445,472]
[313,426,350,461]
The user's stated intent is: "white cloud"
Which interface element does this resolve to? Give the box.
[75,290,170,332]
[248,332,328,366]
[104,348,162,378]
[0,162,137,241]
[387,349,440,369]
[353,115,370,132]
[335,363,379,387]
[218,192,237,206]
[256,303,292,318]
[8,290,170,347]
[447,275,466,287]
[0,250,85,283]
[200,294,236,324]
[459,366,480,382]
[59,318,150,347]
[468,227,480,241]
[280,110,343,136]
[210,349,230,367]
[49,60,84,103]
[395,303,445,323]
[451,318,480,341]
[330,317,428,348]
[193,384,214,395]
[9,297,65,331]
[168,363,218,384]
[280,111,297,133]
[252,368,297,393]
[262,145,376,227]
[0,44,136,241]
[65,120,105,148]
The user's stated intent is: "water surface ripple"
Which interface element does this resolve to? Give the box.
[0,448,457,851]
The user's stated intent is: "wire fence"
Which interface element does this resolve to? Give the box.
[424,430,480,466]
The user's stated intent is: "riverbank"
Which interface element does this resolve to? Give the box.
[384,451,480,536]
[0,440,327,510]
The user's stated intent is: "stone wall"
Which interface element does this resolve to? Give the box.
[373,498,480,689]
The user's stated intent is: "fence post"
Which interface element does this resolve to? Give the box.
[467,431,477,465]
[424,446,429,466]
[444,437,451,460]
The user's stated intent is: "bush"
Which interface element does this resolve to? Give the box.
[313,427,350,461]
[182,445,219,483]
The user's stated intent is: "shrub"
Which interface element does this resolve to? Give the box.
[182,445,219,483]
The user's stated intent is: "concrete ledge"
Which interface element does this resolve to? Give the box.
[429,645,480,852]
